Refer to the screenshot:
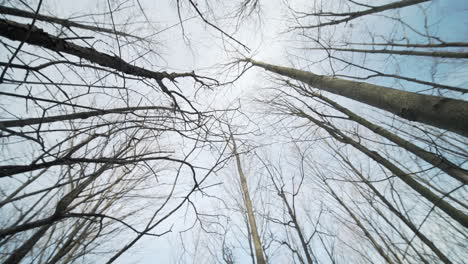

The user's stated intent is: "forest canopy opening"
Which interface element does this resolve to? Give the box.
[0,0,466,263]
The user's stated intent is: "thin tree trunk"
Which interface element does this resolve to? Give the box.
[346,42,468,48]
[338,153,453,264]
[298,111,468,228]
[4,225,51,264]
[0,164,110,238]
[244,213,257,264]
[301,0,429,28]
[324,182,395,264]
[0,106,180,128]
[304,91,467,184]
[47,197,114,264]
[328,56,467,93]
[279,191,314,264]
[246,59,468,137]
[365,197,431,264]
[259,156,314,264]
[0,5,140,39]
[307,47,468,59]
[231,135,267,264]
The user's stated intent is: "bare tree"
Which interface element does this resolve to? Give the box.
[1,0,466,263]
[228,133,267,264]
[243,59,468,137]
[0,1,234,263]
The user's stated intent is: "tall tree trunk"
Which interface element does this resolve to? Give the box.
[1,164,111,263]
[297,111,468,228]
[305,91,467,184]
[301,0,429,28]
[324,182,396,264]
[346,42,468,48]
[4,225,51,264]
[278,191,314,264]
[336,151,454,264]
[245,59,468,137]
[0,106,179,128]
[307,47,468,59]
[231,136,266,264]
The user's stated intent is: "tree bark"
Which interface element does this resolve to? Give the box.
[308,47,468,59]
[0,106,179,128]
[0,19,202,89]
[300,0,429,28]
[246,59,468,137]
[307,91,467,184]
[346,42,468,48]
[231,136,267,264]
[0,5,140,39]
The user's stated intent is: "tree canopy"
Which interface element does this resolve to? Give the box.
[0,0,467,263]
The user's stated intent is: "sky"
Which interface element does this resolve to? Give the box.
[111,1,467,262]
[1,0,467,263]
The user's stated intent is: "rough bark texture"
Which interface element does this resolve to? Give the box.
[247,59,468,137]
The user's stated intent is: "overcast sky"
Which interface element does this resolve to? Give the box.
[1,0,467,263]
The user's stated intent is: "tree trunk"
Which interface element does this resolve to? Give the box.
[338,153,453,264]
[0,106,179,128]
[246,59,468,137]
[308,47,468,59]
[297,111,468,228]
[4,225,51,264]
[0,5,139,39]
[307,91,467,184]
[279,191,314,264]
[301,0,429,28]
[231,136,267,264]
[324,182,396,264]
[346,42,468,48]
